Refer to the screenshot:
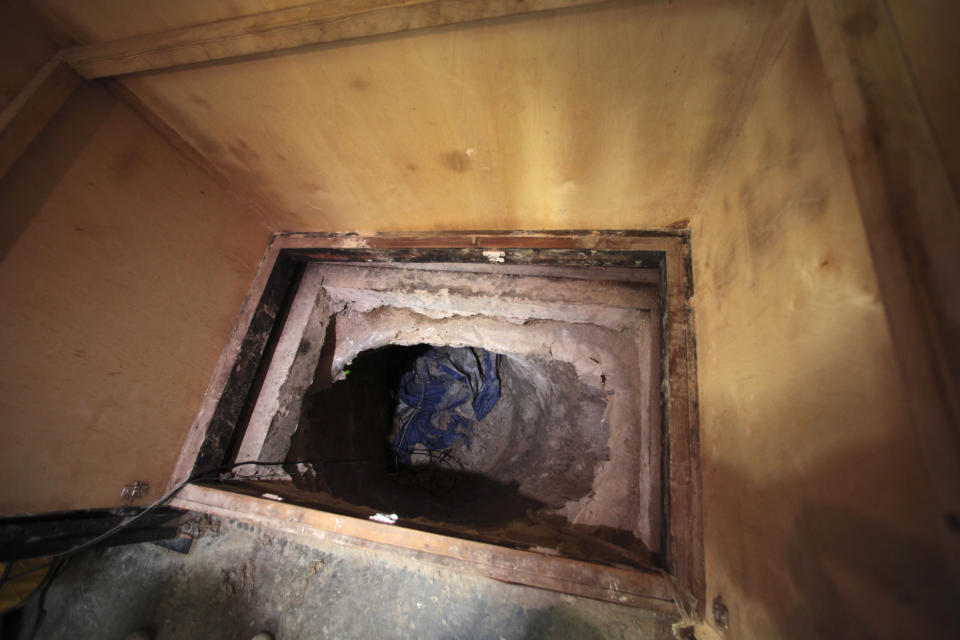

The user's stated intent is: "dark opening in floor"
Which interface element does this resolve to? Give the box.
[285,343,612,530]
[221,261,663,569]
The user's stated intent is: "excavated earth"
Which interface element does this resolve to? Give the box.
[248,262,662,562]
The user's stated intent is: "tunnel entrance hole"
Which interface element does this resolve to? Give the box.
[287,343,611,530]
[228,259,664,569]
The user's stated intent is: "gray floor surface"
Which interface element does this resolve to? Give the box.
[26,514,677,640]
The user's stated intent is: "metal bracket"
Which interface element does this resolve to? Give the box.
[120,481,149,501]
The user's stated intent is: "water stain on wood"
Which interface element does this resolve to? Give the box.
[441,150,470,173]
[115,145,142,181]
[843,9,879,37]
[228,140,261,165]
[190,93,212,109]
[349,77,370,91]
[710,243,738,299]
[197,138,223,158]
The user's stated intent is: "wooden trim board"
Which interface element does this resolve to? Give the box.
[58,0,615,79]
[168,231,702,614]
[171,483,676,611]
[0,58,80,179]
[662,238,703,615]
[167,237,287,488]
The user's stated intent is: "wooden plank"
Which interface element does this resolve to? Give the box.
[276,231,686,251]
[662,237,703,618]
[806,0,960,577]
[234,268,332,470]
[58,0,615,79]
[93,2,785,234]
[275,233,666,268]
[284,247,662,269]
[166,238,284,490]
[171,483,677,610]
[192,251,302,475]
[345,234,479,249]
[476,235,592,249]
[0,58,80,179]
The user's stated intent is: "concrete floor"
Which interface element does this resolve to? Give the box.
[28,514,678,639]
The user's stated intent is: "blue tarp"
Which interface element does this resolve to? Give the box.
[391,347,501,463]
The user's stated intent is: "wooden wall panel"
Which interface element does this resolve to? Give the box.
[690,16,955,639]
[886,0,960,203]
[879,0,960,394]
[0,83,270,515]
[103,0,787,233]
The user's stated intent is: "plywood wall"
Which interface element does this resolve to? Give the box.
[0,83,269,515]
[691,15,955,639]
[881,0,960,385]
[81,0,788,234]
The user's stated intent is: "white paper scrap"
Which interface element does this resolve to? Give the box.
[369,513,399,524]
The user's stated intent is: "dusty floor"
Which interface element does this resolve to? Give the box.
[25,513,677,639]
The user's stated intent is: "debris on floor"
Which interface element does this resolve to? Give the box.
[12,513,677,639]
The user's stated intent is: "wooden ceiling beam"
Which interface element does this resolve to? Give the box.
[0,58,80,179]
[58,0,615,79]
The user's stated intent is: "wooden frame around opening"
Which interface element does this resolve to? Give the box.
[168,231,703,615]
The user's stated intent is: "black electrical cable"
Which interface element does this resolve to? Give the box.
[2,450,446,589]
[394,385,426,469]
[0,455,380,636]
[45,456,381,561]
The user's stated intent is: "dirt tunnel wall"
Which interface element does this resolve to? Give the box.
[237,261,664,552]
